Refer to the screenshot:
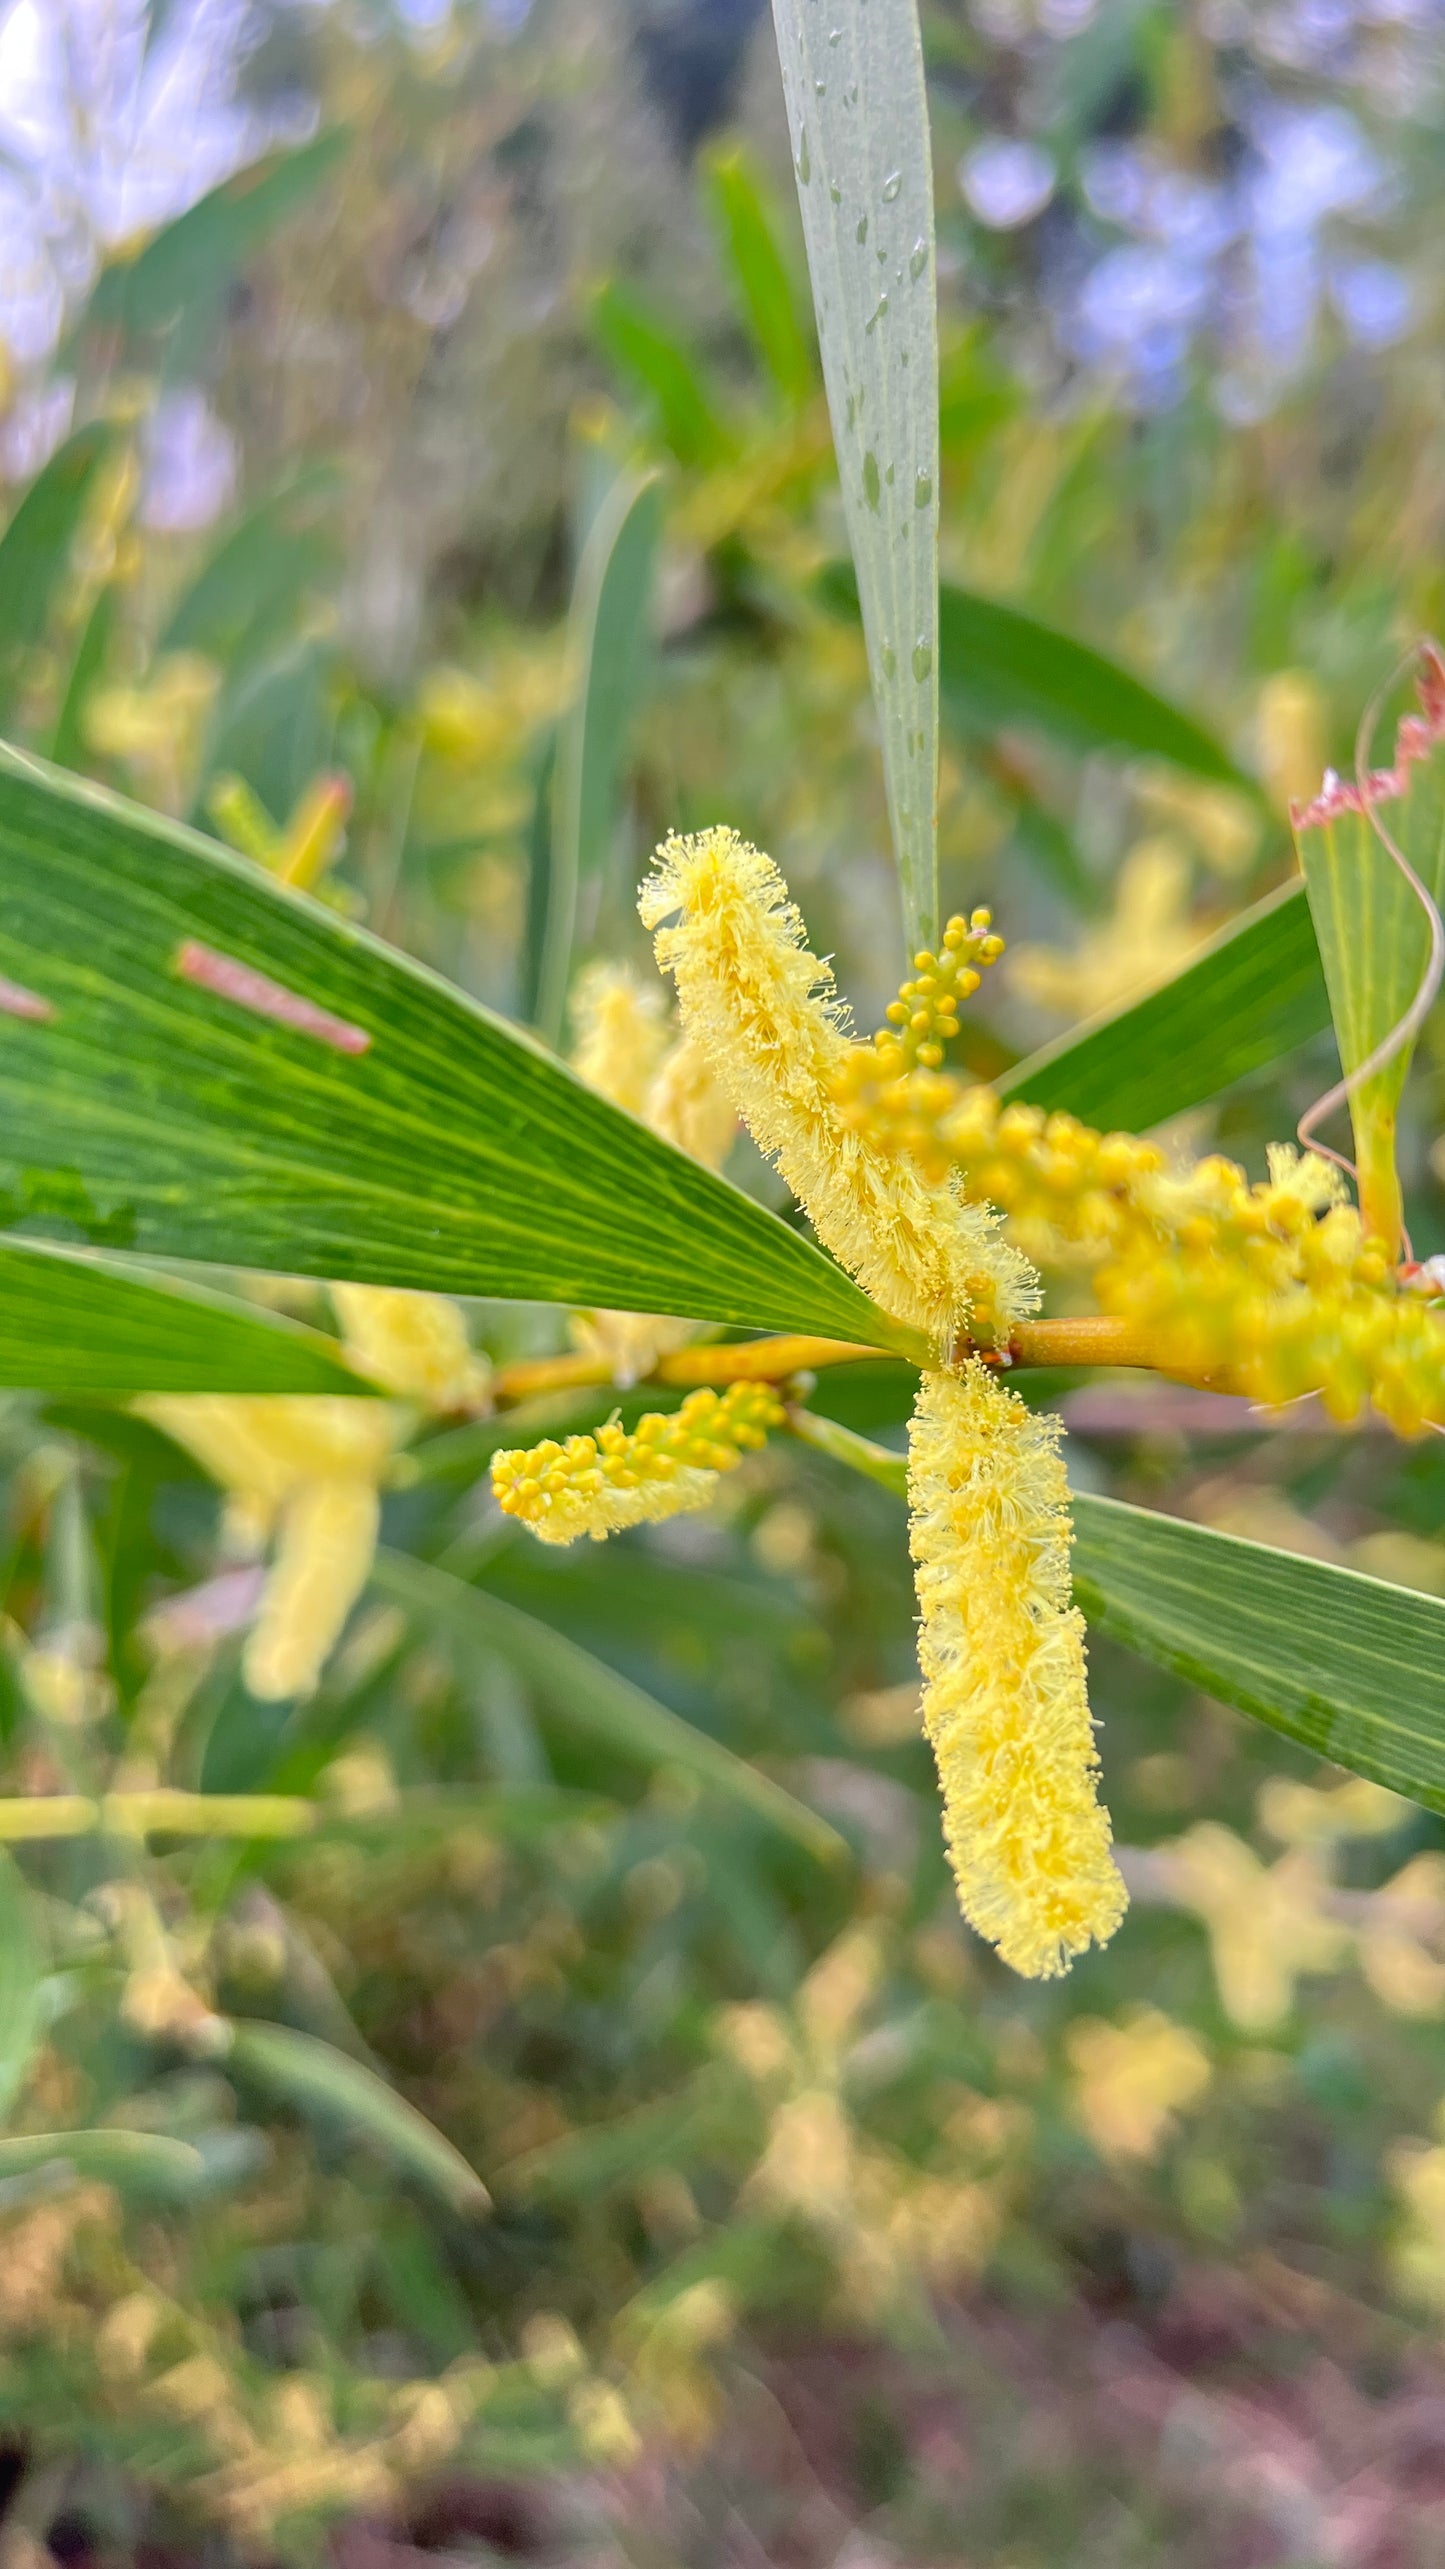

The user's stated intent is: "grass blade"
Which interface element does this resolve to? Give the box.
[772,0,939,948]
[1000,879,1330,1130]
[373,1549,844,1863]
[0,746,920,1358]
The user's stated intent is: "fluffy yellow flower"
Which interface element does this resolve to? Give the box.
[641,827,1034,1347]
[329,1284,490,1411]
[906,1362,1126,1977]
[140,1396,399,1702]
[491,1381,783,1545]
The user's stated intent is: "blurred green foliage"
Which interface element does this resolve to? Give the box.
[0,1,1442,2561]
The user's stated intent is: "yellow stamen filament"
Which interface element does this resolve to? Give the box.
[491,1381,784,1546]
[907,1362,1127,1977]
[641,827,1034,1345]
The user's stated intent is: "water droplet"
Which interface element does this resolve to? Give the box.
[909,238,928,281]
[912,641,932,681]
[856,213,868,245]
[827,22,842,40]
[881,169,902,203]
[914,469,932,509]
[884,463,895,486]
[864,292,889,334]
[813,76,826,95]
[845,393,856,429]
[796,126,811,184]
[845,83,858,104]
[830,182,841,203]
[862,450,881,513]
[881,642,897,679]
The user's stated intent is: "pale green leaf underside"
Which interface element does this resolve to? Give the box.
[0,1236,372,1393]
[0,748,920,1360]
[1296,723,1445,1128]
[772,0,939,948]
[1001,879,1331,1131]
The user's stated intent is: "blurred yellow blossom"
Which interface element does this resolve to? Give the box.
[1008,837,1205,1024]
[1067,2005,1211,2162]
[86,652,219,813]
[1154,1822,1348,2030]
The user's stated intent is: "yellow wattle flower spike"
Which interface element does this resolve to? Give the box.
[568,961,669,1116]
[641,827,1035,1348]
[491,1382,784,1546]
[330,1284,491,1412]
[907,1362,1127,1977]
[139,1396,401,1702]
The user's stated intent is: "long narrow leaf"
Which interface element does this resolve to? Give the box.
[772,0,939,948]
[1000,879,1330,1130]
[938,582,1245,783]
[539,472,663,1042]
[1071,1495,1445,1814]
[0,1847,42,2118]
[790,1420,1445,1812]
[373,1549,844,1863]
[0,748,921,1358]
[80,132,349,349]
[224,2019,489,2216]
[0,1236,370,1393]
[0,423,119,730]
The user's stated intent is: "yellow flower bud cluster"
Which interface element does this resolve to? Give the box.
[879,911,1006,1072]
[491,1381,784,1546]
[907,1362,1127,1977]
[834,1065,1445,1433]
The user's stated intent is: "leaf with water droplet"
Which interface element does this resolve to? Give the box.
[771,0,940,945]
[796,126,811,183]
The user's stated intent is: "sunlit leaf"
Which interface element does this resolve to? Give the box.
[0,747,921,1358]
[1294,654,1445,1245]
[1000,879,1330,1130]
[772,0,939,948]
[0,1236,370,1393]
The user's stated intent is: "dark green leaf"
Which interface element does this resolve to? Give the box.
[372,1549,844,1862]
[540,472,663,1041]
[1071,1494,1445,1814]
[0,1236,369,1393]
[0,747,919,1356]
[703,144,814,407]
[1000,879,1331,1130]
[591,281,731,468]
[938,582,1244,783]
